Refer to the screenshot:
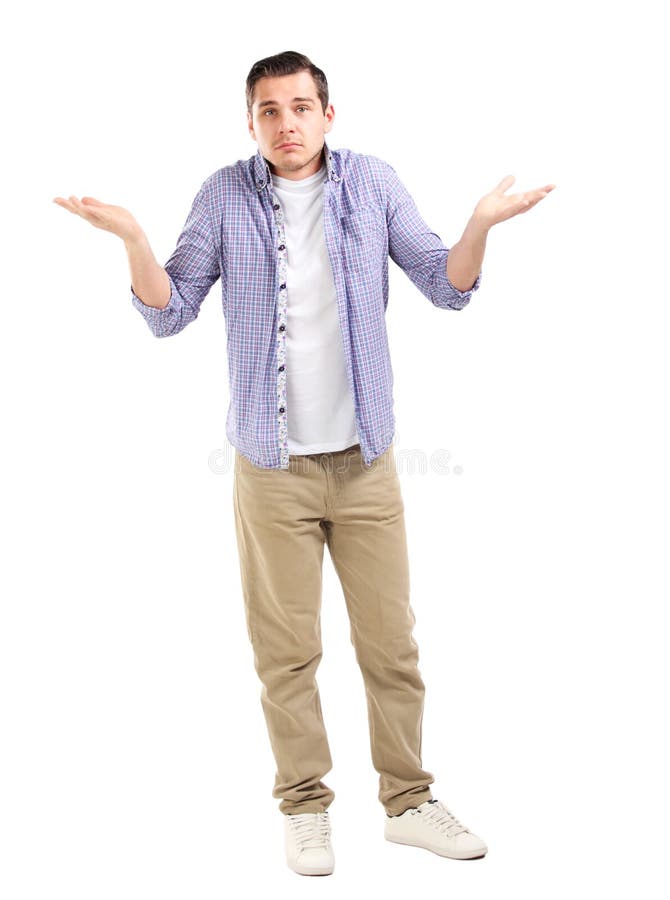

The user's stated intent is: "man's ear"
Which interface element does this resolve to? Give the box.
[247,112,256,141]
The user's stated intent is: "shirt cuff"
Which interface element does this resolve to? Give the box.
[434,260,482,309]
[130,273,179,327]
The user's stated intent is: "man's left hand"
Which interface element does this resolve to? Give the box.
[472,175,556,230]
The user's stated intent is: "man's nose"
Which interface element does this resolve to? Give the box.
[278,112,297,131]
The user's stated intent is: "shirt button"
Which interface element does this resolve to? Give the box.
[279,324,286,332]
[278,244,285,251]
[279,283,286,290]
[279,406,285,413]
[278,365,284,372]
[273,204,280,210]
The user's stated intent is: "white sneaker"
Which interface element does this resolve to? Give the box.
[284,811,335,876]
[385,798,488,860]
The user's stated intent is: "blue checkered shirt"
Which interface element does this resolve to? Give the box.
[131,140,482,469]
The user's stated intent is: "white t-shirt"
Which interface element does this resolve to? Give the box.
[270,163,359,455]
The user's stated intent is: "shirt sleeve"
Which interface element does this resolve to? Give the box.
[131,177,221,337]
[383,161,481,310]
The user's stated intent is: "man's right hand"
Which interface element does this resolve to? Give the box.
[52,195,143,244]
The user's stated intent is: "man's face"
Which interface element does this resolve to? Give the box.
[247,70,335,181]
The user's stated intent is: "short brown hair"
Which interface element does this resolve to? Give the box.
[246,50,329,114]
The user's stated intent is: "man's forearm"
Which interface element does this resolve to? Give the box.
[446,214,489,292]
[125,232,171,309]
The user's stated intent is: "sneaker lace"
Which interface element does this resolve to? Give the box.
[288,812,332,850]
[421,800,468,836]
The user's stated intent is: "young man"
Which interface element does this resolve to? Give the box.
[54,50,554,877]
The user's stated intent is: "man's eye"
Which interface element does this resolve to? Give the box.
[263,107,309,115]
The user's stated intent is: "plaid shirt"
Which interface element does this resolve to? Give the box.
[131,140,482,469]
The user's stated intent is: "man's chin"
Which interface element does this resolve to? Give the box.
[266,144,323,175]
[275,157,305,170]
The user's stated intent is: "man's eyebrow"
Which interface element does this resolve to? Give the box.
[257,97,316,109]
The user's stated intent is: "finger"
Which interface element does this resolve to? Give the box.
[70,196,94,216]
[519,188,551,207]
[53,197,78,214]
[519,195,544,213]
[81,196,104,205]
[67,195,99,219]
[495,174,515,194]
[526,185,555,199]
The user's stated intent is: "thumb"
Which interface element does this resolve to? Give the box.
[81,196,104,205]
[494,175,515,194]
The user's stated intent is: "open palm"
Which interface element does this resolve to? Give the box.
[52,195,142,243]
[474,175,556,229]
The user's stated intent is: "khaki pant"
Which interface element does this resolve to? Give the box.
[232,442,435,817]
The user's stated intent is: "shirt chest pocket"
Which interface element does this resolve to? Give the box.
[340,205,387,274]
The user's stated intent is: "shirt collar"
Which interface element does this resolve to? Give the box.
[253,139,340,191]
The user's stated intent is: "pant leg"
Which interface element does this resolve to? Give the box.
[233,449,335,815]
[323,444,435,817]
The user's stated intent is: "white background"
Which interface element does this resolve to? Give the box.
[2,0,668,896]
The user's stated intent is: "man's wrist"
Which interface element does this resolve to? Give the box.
[467,211,492,236]
[123,229,148,250]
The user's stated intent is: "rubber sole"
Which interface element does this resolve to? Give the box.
[288,863,334,876]
[384,833,487,860]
